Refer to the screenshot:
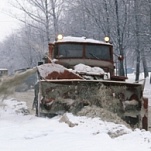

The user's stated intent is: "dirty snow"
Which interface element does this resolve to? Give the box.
[0,74,151,151]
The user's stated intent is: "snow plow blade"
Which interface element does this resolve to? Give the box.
[34,64,148,130]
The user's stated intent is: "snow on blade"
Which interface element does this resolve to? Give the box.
[37,63,82,79]
[37,63,66,78]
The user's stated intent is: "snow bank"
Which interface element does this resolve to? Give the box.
[0,99,151,151]
[0,98,29,118]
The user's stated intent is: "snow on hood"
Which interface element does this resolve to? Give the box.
[74,63,105,75]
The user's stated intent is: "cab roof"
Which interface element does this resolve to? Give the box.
[55,36,112,45]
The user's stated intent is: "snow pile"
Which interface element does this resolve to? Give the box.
[77,105,130,128]
[0,98,29,118]
[74,63,105,75]
[0,99,151,151]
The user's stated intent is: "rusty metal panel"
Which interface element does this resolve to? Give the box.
[37,63,82,80]
[142,97,148,130]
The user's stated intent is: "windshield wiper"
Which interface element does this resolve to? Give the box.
[89,53,99,59]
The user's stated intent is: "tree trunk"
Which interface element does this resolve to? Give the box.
[45,0,50,45]
[51,0,59,36]
[114,0,125,76]
[104,0,110,37]
[134,0,140,82]
[141,49,148,78]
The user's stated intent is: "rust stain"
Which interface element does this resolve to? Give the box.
[45,70,82,79]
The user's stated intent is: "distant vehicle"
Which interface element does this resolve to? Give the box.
[147,67,151,72]
[126,68,135,74]
[0,68,8,77]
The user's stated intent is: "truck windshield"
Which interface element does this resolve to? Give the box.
[56,43,111,60]
[57,43,83,58]
[85,44,111,60]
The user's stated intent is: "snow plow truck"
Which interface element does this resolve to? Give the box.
[34,35,148,130]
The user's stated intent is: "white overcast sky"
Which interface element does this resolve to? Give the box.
[0,0,21,42]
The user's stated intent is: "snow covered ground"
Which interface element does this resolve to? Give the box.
[0,74,151,151]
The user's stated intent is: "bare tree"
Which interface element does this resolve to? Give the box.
[133,0,143,81]
[141,0,151,77]
[1,0,150,76]
[78,0,131,76]
[10,0,65,44]
[114,0,125,76]
[17,24,45,67]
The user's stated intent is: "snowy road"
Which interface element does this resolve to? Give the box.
[0,99,151,151]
